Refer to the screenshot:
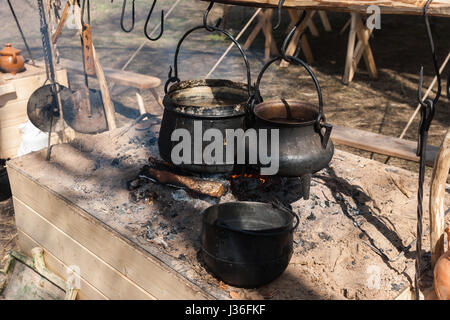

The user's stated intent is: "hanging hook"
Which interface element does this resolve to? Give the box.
[417,0,441,108]
[120,0,135,33]
[273,0,285,30]
[281,10,307,62]
[144,0,164,41]
[81,0,90,25]
[203,2,221,31]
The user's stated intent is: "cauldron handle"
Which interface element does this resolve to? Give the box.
[252,54,332,148]
[164,24,252,99]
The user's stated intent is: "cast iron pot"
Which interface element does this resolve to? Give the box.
[248,55,334,177]
[201,201,299,288]
[159,25,253,174]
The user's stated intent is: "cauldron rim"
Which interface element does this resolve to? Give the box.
[164,79,250,118]
[253,99,319,127]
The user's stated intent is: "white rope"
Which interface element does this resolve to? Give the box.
[398,51,450,139]
[205,8,262,78]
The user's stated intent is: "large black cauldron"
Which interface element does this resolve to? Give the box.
[158,25,252,174]
[201,201,299,288]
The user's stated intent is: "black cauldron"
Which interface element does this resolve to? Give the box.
[158,25,253,174]
[201,201,299,288]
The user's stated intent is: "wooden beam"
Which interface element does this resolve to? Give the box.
[343,13,357,84]
[201,0,450,17]
[429,129,450,267]
[355,15,377,79]
[331,124,438,166]
[318,11,332,31]
[6,164,213,300]
[57,58,161,90]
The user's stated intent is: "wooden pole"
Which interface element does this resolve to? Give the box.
[91,44,117,130]
[429,129,450,267]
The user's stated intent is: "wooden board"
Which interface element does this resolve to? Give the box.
[57,58,161,90]
[7,158,213,300]
[0,64,68,159]
[14,197,155,300]
[331,124,438,166]
[17,229,108,300]
[203,0,450,17]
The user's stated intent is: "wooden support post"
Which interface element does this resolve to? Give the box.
[343,12,377,84]
[280,10,315,67]
[429,129,450,267]
[150,88,164,110]
[136,91,146,115]
[91,45,117,130]
[243,9,278,62]
[262,9,279,61]
[318,11,332,31]
[355,16,378,78]
[307,17,319,36]
[222,4,230,29]
[343,13,357,84]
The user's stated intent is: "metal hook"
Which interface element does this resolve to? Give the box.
[281,10,307,62]
[120,0,135,33]
[144,0,164,41]
[81,0,90,25]
[273,0,285,30]
[417,0,441,107]
[203,2,221,31]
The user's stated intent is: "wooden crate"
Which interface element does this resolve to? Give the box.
[0,64,68,159]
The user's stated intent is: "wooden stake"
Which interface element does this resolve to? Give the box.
[91,45,117,130]
[343,12,357,84]
[429,129,450,267]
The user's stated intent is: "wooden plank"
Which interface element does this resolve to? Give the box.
[331,124,438,166]
[17,229,108,300]
[6,164,212,300]
[58,58,161,90]
[202,0,450,17]
[429,129,450,266]
[13,197,155,300]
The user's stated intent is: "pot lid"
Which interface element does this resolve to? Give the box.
[0,43,21,56]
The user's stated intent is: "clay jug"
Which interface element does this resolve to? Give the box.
[0,43,25,75]
[434,227,450,300]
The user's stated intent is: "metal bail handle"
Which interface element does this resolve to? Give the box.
[164,24,252,98]
[252,54,331,148]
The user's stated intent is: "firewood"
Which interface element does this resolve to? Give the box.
[141,166,226,198]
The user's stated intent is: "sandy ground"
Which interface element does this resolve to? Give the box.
[0,0,449,299]
[6,124,449,300]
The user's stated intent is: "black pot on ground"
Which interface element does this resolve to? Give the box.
[201,201,299,288]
